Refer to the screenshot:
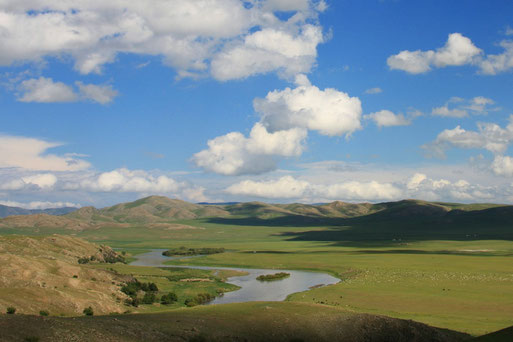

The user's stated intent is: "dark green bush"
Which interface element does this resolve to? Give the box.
[78,257,89,264]
[83,307,94,316]
[6,307,16,314]
[142,292,156,304]
[161,292,178,305]
[185,293,214,307]
[39,310,49,316]
[24,337,39,342]
[163,247,224,256]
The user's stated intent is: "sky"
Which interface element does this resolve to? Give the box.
[1,0,513,209]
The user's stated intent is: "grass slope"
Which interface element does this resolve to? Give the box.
[0,302,470,342]
[0,235,130,316]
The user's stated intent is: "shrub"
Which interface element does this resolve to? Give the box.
[148,282,159,292]
[83,307,94,316]
[39,310,49,316]
[142,292,156,305]
[124,297,139,307]
[256,272,290,281]
[72,275,78,279]
[24,337,39,342]
[6,307,16,314]
[77,257,89,264]
[161,292,178,305]
[185,293,214,307]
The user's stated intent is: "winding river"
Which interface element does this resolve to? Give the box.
[130,249,340,305]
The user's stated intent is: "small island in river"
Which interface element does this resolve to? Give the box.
[256,272,291,281]
[162,246,225,256]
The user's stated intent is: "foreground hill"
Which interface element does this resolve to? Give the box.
[0,204,76,218]
[0,235,130,316]
[0,302,470,342]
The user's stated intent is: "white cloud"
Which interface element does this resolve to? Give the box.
[432,105,468,118]
[388,32,513,75]
[315,181,402,201]
[0,135,90,171]
[0,173,57,191]
[21,174,57,189]
[407,173,427,190]
[479,40,513,75]
[491,155,513,176]
[68,168,208,202]
[432,96,497,118]
[225,176,402,201]
[75,82,119,104]
[16,77,119,104]
[18,77,78,103]
[365,110,411,127]
[404,173,495,202]
[423,116,513,158]
[506,26,513,36]
[255,82,362,136]
[226,176,309,198]
[194,81,363,175]
[0,1,325,81]
[81,169,182,193]
[387,33,482,74]
[192,123,307,176]
[364,87,382,94]
[0,200,80,210]
[211,24,323,80]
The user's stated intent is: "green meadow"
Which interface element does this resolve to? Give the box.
[7,215,508,337]
[2,198,513,338]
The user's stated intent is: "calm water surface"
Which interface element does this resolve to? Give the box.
[130,249,340,304]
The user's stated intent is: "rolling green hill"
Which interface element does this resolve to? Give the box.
[0,196,511,238]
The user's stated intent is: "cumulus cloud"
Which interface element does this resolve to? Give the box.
[364,87,382,94]
[15,77,118,104]
[0,135,90,171]
[423,115,513,158]
[0,173,57,191]
[63,168,208,202]
[365,110,411,127]
[18,77,78,103]
[226,176,309,198]
[405,173,493,202]
[432,96,497,118]
[192,123,307,176]
[255,82,362,136]
[479,40,513,75]
[387,33,482,74]
[225,176,402,201]
[0,200,80,209]
[211,24,323,80]
[79,169,182,193]
[388,32,513,75]
[491,155,513,176]
[0,1,325,81]
[194,81,363,175]
[75,82,119,104]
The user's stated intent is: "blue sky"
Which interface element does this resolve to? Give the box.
[1,0,513,208]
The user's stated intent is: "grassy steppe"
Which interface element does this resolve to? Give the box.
[1,197,512,337]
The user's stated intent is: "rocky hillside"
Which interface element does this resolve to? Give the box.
[0,235,130,316]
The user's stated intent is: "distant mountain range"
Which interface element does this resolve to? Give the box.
[1,196,512,239]
[0,204,78,218]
